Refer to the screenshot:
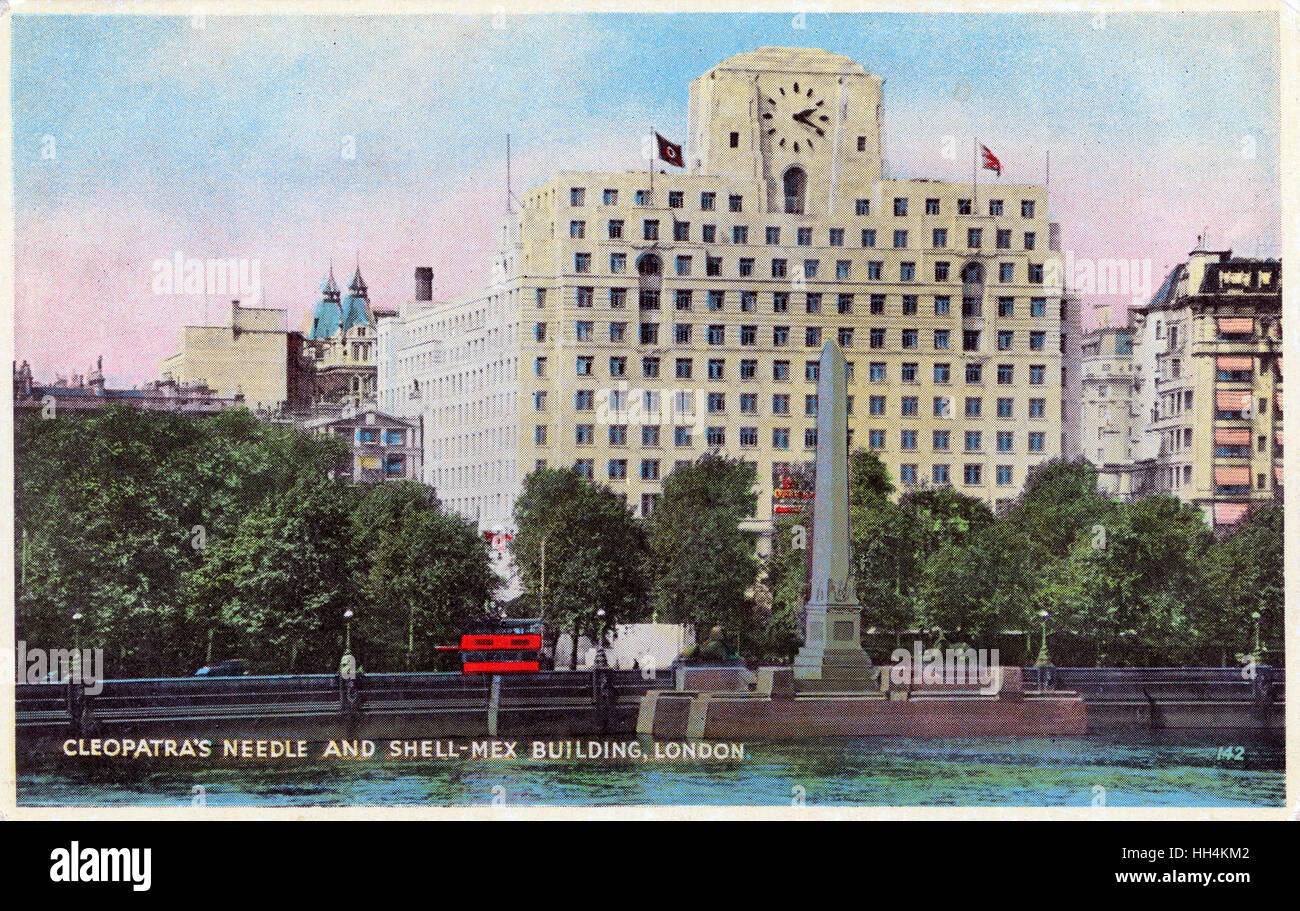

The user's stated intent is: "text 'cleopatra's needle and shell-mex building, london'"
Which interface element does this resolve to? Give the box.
[379,47,1082,552]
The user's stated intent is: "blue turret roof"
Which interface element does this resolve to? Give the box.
[309,268,344,339]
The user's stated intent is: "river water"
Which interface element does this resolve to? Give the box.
[18,731,1283,808]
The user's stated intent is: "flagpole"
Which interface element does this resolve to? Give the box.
[649,126,655,202]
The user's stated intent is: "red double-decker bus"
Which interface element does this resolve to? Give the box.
[440,633,542,674]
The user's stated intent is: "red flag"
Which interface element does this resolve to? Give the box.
[981,144,1002,176]
[655,132,684,168]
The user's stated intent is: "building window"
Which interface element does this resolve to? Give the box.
[773,394,790,414]
[997,397,1013,418]
[570,220,586,239]
[997,465,1013,486]
[642,355,660,376]
[806,293,822,314]
[934,295,951,315]
[729,194,743,212]
[964,463,982,485]
[701,192,715,211]
[933,228,948,249]
[1021,200,1035,218]
[900,262,916,281]
[575,424,594,445]
[933,464,950,484]
[829,228,844,247]
[708,359,725,379]
[997,364,1014,384]
[1029,398,1046,418]
[967,228,982,249]
[570,187,585,206]
[861,228,876,247]
[894,197,908,217]
[535,425,547,445]
[856,199,870,216]
[894,229,908,249]
[989,199,1003,217]
[609,425,627,446]
[1028,432,1045,452]
[574,459,593,478]
[934,329,950,350]
[1029,364,1046,385]
[602,189,618,206]
[901,396,919,416]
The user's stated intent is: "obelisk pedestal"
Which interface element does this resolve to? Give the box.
[792,341,876,692]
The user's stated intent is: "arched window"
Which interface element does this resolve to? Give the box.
[961,261,984,284]
[783,167,807,215]
[637,253,661,276]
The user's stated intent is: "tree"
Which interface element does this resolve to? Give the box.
[1201,505,1283,663]
[1006,458,1120,560]
[352,482,498,671]
[15,406,348,676]
[512,468,648,663]
[915,523,1037,646]
[1064,494,1216,666]
[185,475,362,673]
[647,454,759,637]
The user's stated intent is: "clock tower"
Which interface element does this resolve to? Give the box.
[686,47,884,216]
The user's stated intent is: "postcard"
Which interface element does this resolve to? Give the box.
[5,3,1292,825]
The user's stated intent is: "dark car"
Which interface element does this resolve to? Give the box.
[193,659,250,677]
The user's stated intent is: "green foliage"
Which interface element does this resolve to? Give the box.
[512,467,648,646]
[16,407,495,676]
[1202,505,1283,661]
[351,482,498,671]
[648,454,759,632]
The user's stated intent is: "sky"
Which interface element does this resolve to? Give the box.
[12,11,1281,386]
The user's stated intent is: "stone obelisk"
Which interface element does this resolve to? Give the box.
[792,341,875,691]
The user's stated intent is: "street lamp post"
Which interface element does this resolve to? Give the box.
[71,611,84,678]
[1034,610,1052,668]
[1251,611,1262,662]
[343,608,354,659]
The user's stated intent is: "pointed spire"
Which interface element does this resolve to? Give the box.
[320,264,341,300]
[348,262,368,298]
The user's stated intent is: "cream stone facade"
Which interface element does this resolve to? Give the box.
[1095,246,1283,529]
[379,48,1068,539]
[160,299,305,412]
[1079,317,1140,495]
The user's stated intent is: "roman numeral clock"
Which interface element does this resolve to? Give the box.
[762,81,831,155]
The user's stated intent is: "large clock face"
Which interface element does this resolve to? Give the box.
[761,81,831,155]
